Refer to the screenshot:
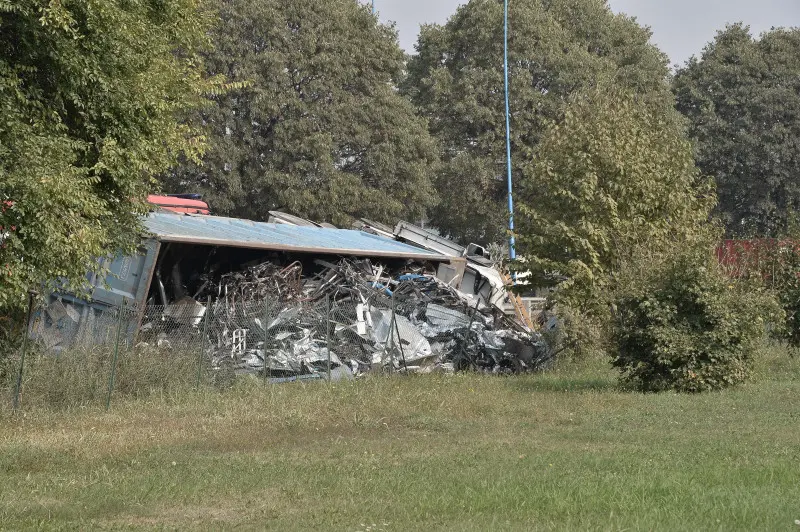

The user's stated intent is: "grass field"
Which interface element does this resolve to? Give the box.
[1,352,799,530]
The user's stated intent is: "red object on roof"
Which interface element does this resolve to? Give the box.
[147,195,210,215]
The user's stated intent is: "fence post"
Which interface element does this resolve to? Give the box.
[263,299,270,383]
[12,290,37,413]
[105,301,125,411]
[388,294,396,374]
[197,296,211,389]
[326,295,332,382]
[393,312,407,370]
[458,300,481,371]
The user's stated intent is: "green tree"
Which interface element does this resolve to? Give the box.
[0,0,215,311]
[673,24,800,237]
[163,0,438,226]
[515,86,715,307]
[403,0,674,244]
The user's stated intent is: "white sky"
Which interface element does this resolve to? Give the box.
[367,0,800,66]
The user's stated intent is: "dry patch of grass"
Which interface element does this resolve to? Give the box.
[1,352,799,530]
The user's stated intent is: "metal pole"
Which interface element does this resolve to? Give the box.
[388,294,396,374]
[263,299,270,383]
[503,0,516,263]
[326,295,331,382]
[105,301,125,411]
[12,290,37,412]
[393,316,407,370]
[371,0,375,14]
[458,300,481,371]
[197,296,211,388]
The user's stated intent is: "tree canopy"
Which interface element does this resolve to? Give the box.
[516,86,715,304]
[163,0,438,227]
[403,0,675,244]
[0,0,214,310]
[673,24,800,237]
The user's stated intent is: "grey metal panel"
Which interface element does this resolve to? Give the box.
[90,241,158,307]
[144,213,449,261]
[267,211,320,227]
[393,221,465,257]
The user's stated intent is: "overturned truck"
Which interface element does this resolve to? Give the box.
[32,212,554,380]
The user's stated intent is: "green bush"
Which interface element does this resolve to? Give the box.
[544,303,611,362]
[755,242,800,351]
[611,250,776,393]
[0,311,25,388]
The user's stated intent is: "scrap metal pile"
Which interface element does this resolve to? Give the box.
[198,258,554,381]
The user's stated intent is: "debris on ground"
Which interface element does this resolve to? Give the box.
[164,258,557,381]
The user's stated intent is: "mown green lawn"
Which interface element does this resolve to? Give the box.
[1,354,799,530]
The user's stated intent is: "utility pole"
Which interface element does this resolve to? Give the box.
[503,0,516,262]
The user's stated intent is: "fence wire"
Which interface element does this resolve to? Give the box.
[8,275,553,412]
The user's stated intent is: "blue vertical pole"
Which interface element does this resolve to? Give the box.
[371,0,375,14]
[503,0,516,262]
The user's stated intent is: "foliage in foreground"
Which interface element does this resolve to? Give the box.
[164,0,438,226]
[762,247,800,351]
[0,0,215,311]
[720,237,800,351]
[611,248,778,393]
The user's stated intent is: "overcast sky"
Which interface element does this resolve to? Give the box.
[367,0,800,66]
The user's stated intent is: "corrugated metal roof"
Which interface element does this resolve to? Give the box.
[144,212,449,261]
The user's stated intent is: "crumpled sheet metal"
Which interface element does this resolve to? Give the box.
[368,308,434,364]
[190,258,555,380]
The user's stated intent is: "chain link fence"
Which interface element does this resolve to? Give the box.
[4,273,554,412]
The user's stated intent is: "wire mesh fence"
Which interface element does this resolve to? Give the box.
[5,272,554,412]
[1,295,418,411]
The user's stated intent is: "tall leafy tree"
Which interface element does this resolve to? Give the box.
[516,86,715,304]
[403,0,675,244]
[164,0,438,226]
[0,0,215,311]
[673,24,800,237]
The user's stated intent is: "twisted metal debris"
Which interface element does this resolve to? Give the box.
[170,258,555,381]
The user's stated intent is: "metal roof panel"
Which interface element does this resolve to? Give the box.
[143,213,448,261]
